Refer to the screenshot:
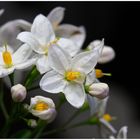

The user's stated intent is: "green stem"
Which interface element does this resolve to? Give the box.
[9,72,14,86]
[0,79,9,120]
[27,85,40,92]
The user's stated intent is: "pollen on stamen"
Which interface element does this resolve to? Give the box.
[34,101,49,111]
[65,71,81,81]
[2,44,13,68]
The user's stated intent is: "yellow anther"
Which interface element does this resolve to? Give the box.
[65,71,81,81]
[103,114,112,122]
[2,44,13,67]
[34,101,49,111]
[95,69,112,78]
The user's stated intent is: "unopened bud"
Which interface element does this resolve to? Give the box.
[98,46,115,64]
[89,83,109,99]
[11,84,27,102]
[27,119,37,128]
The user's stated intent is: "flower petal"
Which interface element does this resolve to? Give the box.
[47,7,65,28]
[0,67,14,78]
[57,38,80,57]
[40,70,67,93]
[31,14,55,45]
[64,83,86,108]
[36,55,51,74]
[15,58,36,70]
[13,44,33,64]
[117,126,128,139]
[56,24,86,48]
[0,9,4,16]
[17,32,45,54]
[85,69,96,85]
[0,19,31,49]
[72,50,99,74]
[48,44,71,74]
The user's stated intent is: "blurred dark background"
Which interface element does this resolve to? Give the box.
[0,1,140,138]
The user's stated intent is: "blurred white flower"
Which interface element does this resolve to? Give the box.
[109,126,128,139]
[88,40,115,64]
[0,19,31,50]
[17,14,78,74]
[40,41,103,108]
[28,96,56,122]
[47,7,86,48]
[0,9,4,16]
[0,44,36,78]
[11,84,27,102]
[27,119,37,128]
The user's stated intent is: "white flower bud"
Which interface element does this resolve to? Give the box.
[29,96,57,123]
[98,46,115,64]
[89,83,109,99]
[27,119,37,128]
[11,84,27,102]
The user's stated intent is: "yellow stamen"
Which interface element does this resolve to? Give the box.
[34,101,49,111]
[103,114,112,122]
[95,69,112,78]
[2,44,13,67]
[65,71,81,81]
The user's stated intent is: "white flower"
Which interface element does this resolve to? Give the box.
[28,96,56,122]
[88,83,109,99]
[47,7,86,49]
[87,40,115,64]
[40,42,102,108]
[0,44,36,78]
[17,14,78,74]
[109,126,128,139]
[11,84,27,102]
[0,19,31,50]
[0,9,4,16]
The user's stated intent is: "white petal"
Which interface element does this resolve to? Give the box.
[57,38,79,57]
[117,126,128,139]
[40,70,67,93]
[87,95,99,116]
[47,7,65,28]
[31,14,55,45]
[48,44,71,75]
[100,118,117,134]
[0,67,14,78]
[15,58,36,70]
[72,50,99,74]
[64,83,85,108]
[0,19,31,49]
[17,32,45,54]
[56,24,86,48]
[36,55,51,74]
[88,39,104,56]
[85,69,96,85]
[98,46,115,64]
[0,9,4,16]
[13,44,32,64]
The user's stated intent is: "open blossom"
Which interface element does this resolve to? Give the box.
[17,14,79,74]
[11,84,27,102]
[28,96,56,122]
[0,44,36,78]
[87,40,115,64]
[47,7,86,49]
[40,40,103,108]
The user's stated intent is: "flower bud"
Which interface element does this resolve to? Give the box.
[29,96,57,123]
[27,119,37,128]
[98,46,115,64]
[88,83,109,99]
[11,84,27,102]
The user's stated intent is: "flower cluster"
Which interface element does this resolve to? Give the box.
[0,7,127,138]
